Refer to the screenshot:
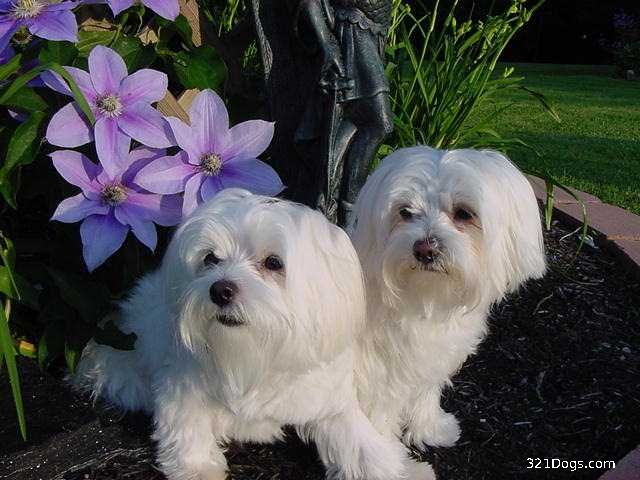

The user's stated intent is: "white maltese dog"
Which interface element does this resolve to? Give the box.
[352,146,546,451]
[73,189,413,480]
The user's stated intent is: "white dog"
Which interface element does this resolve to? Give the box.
[352,146,546,450]
[73,189,415,480]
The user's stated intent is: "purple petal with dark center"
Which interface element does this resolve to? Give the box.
[46,102,93,147]
[80,213,129,272]
[199,176,223,202]
[26,10,77,43]
[50,150,101,195]
[95,117,132,179]
[114,205,157,251]
[51,193,108,223]
[165,116,200,162]
[222,120,275,163]
[142,0,179,20]
[182,173,204,217]
[189,90,229,155]
[106,0,135,16]
[0,16,18,54]
[40,66,97,102]
[120,69,168,105]
[220,159,284,196]
[89,46,127,95]
[118,102,174,148]
[133,151,194,194]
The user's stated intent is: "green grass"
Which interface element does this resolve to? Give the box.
[470,63,640,214]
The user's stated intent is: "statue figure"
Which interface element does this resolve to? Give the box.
[252,0,393,226]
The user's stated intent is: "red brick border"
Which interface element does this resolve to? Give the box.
[527,175,640,279]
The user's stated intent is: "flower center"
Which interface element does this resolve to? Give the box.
[200,153,223,176]
[12,0,45,19]
[101,184,127,206]
[95,94,123,118]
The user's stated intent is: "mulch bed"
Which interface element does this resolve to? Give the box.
[1,221,639,480]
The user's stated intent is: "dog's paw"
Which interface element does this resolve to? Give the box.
[191,465,227,480]
[403,411,460,449]
[165,464,227,480]
[405,459,437,480]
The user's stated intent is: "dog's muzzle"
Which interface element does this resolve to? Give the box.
[413,238,439,265]
[210,279,238,307]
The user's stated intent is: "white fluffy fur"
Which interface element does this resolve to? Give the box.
[73,189,430,480]
[352,146,546,449]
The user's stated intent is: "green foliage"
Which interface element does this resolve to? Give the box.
[173,46,228,90]
[385,0,556,152]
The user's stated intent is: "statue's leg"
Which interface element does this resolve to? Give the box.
[339,92,394,227]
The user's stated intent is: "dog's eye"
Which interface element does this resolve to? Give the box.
[204,252,221,266]
[454,208,474,222]
[399,207,413,220]
[264,255,284,271]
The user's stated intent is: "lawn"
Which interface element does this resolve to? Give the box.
[473,63,640,215]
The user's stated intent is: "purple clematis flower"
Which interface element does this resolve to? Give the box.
[0,0,78,54]
[51,146,182,272]
[42,45,174,178]
[102,0,178,21]
[135,89,284,216]
[0,43,13,64]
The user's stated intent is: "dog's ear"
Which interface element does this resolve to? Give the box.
[478,150,546,297]
[288,208,365,359]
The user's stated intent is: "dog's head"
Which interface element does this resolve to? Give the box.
[161,189,364,370]
[352,146,545,312]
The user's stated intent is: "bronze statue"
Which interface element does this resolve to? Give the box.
[252,0,393,226]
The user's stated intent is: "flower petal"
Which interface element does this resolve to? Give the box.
[40,66,97,101]
[121,147,166,186]
[89,45,127,95]
[105,0,135,16]
[80,213,129,272]
[46,102,93,147]
[0,40,14,64]
[189,89,229,155]
[182,173,204,217]
[95,117,131,179]
[222,120,274,163]
[50,150,101,194]
[0,17,19,59]
[141,0,179,20]
[165,116,200,161]
[133,151,194,194]
[114,205,157,251]
[120,69,168,105]
[126,191,182,226]
[118,103,174,148]
[26,10,77,43]
[51,193,108,223]
[200,176,223,202]
[220,159,284,196]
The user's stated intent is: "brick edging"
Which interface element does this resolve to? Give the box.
[527,176,640,279]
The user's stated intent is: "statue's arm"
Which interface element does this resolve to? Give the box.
[294,0,345,78]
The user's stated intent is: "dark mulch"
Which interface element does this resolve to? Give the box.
[1,222,639,480]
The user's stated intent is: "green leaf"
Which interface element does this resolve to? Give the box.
[0,267,39,309]
[111,36,156,71]
[173,46,227,90]
[157,15,194,48]
[93,317,136,351]
[0,53,22,82]
[0,302,26,440]
[39,41,78,65]
[0,87,48,113]
[46,268,111,323]
[76,30,117,56]
[64,341,79,373]
[37,317,65,369]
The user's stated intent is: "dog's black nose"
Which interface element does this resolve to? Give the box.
[413,239,437,264]
[210,280,238,307]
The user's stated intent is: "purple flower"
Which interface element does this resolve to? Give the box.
[0,0,78,54]
[103,0,178,21]
[135,89,283,216]
[51,146,182,272]
[0,43,13,64]
[42,46,174,178]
